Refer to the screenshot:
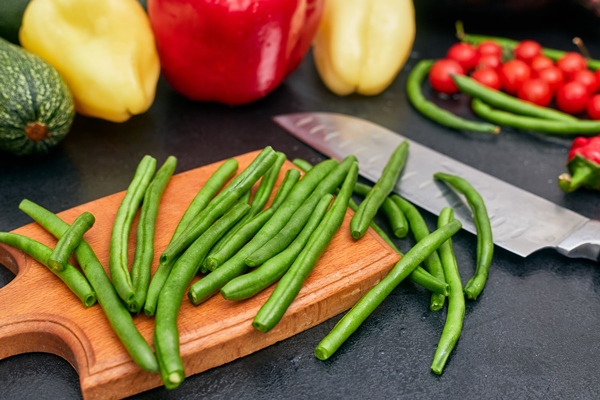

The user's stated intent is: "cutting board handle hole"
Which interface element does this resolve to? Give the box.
[0,246,18,289]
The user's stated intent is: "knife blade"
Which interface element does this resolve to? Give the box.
[273,112,600,261]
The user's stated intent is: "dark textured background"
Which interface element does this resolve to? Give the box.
[2,1,600,399]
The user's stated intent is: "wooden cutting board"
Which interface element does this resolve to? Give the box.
[0,150,400,400]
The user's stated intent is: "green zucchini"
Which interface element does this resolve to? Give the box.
[0,37,75,156]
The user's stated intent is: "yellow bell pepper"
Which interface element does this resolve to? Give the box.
[313,0,416,96]
[19,0,160,123]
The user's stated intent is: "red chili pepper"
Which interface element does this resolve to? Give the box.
[558,136,600,192]
[148,0,324,105]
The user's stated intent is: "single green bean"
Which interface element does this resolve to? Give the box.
[0,232,96,307]
[129,156,177,313]
[431,207,465,375]
[154,201,250,389]
[351,141,408,240]
[434,172,493,300]
[391,194,446,311]
[253,162,359,333]
[144,157,238,316]
[160,146,277,265]
[110,155,157,304]
[471,98,600,135]
[188,159,339,306]
[292,158,315,172]
[407,60,500,134]
[314,219,462,361]
[453,74,576,122]
[246,155,357,267]
[221,193,332,301]
[19,199,158,372]
[203,168,301,272]
[353,182,408,239]
[47,211,95,272]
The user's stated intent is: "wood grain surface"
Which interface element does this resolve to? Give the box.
[0,150,400,399]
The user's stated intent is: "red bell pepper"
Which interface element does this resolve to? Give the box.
[148,0,324,105]
[558,136,600,192]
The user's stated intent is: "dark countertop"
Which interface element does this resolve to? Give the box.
[2,2,600,399]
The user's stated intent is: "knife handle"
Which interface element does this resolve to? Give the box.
[556,220,600,261]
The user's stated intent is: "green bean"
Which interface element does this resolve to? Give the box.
[434,172,493,300]
[431,207,465,375]
[253,162,359,333]
[18,199,159,372]
[0,232,96,307]
[391,194,446,311]
[154,201,250,389]
[188,159,339,306]
[47,211,95,272]
[221,193,333,301]
[203,168,301,272]
[160,146,277,265]
[246,156,357,267]
[110,155,157,304]
[351,142,408,240]
[314,219,462,361]
[453,74,576,122]
[471,98,600,135]
[129,156,177,313]
[353,182,408,239]
[144,158,238,316]
[407,60,500,134]
[292,158,315,172]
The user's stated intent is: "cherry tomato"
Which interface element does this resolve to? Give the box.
[471,67,501,90]
[446,43,479,72]
[536,66,565,93]
[514,40,543,64]
[530,56,554,74]
[517,78,552,107]
[477,54,502,71]
[586,94,600,120]
[557,52,587,80]
[477,40,503,58]
[555,81,589,114]
[499,59,532,95]
[570,69,598,94]
[429,59,465,94]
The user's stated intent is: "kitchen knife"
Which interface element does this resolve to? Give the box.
[273,112,600,261]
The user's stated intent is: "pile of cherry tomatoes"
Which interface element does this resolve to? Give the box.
[429,40,600,119]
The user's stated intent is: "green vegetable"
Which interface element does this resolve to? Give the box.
[109,155,157,305]
[353,182,408,238]
[47,211,95,272]
[431,207,465,375]
[253,161,359,333]
[314,219,462,360]
[0,231,96,307]
[0,37,75,156]
[434,172,494,300]
[18,199,158,373]
[406,59,500,134]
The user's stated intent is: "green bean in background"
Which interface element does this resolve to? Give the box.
[471,98,600,135]
[188,159,339,306]
[110,155,157,305]
[47,211,95,272]
[18,199,159,373]
[0,232,96,307]
[144,157,239,316]
[129,156,177,314]
[391,194,447,311]
[253,162,358,333]
[431,207,466,375]
[314,219,462,361]
[407,60,500,134]
[292,158,315,172]
[434,172,494,300]
[221,193,333,301]
[245,155,357,267]
[203,168,301,272]
[350,142,408,240]
[353,182,408,239]
[154,201,250,389]
[452,74,576,123]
